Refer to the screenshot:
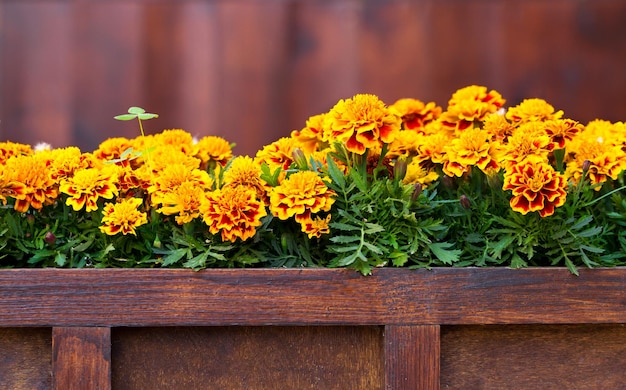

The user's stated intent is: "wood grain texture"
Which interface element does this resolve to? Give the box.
[385,325,440,390]
[52,327,111,390]
[0,268,624,326]
[0,328,51,390]
[440,324,626,389]
[2,1,625,153]
[112,326,384,390]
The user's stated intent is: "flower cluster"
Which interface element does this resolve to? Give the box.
[1,86,625,274]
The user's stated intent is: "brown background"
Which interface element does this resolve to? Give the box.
[1,0,625,157]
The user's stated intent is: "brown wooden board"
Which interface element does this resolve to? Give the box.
[0,268,624,327]
[440,324,626,389]
[0,328,51,390]
[52,327,111,390]
[111,326,383,390]
[385,325,440,390]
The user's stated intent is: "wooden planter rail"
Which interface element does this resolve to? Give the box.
[1,268,625,389]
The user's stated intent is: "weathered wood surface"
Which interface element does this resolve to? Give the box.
[1,1,625,156]
[52,327,111,390]
[385,325,440,390]
[440,324,626,389]
[0,268,625,326]
[0,328,51,390]
[112,326,384,389]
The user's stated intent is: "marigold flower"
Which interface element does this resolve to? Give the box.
[93,137,136,166]
[223,156,270,204]
[322,94,401,155]
[387,130,422,160]
[99,197,147,236]
[505,98,564,124]
[299,214,331,239]
[448,85,505,111]
[255,137,299,172]
[390,98,442,131]
[157,181,206,225]
[402,159,439,188]
[194,135,233,168]
[500,122,552,169]
[143,145,201,174]
[0,141,33,164]
[269,171,336,223]
[148,164,213,208]
[154,129,195,155]
[443,128,499,177]
[45,147,93,181]
[201,186,267,242]
[503,159,567,217]
[544,118,583,149]
[483,112,516,142]
[4,154,58,212]
[0,164,28,206]
[60,167,119,212]
[291,113,327,153]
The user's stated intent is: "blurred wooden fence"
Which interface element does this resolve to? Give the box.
[1,0,625,157]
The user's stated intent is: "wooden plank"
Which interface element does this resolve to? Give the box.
[385,325,440,390]
[52,327,111,390]
[111,326,384,389]
[0,268,624,326]
[440,324,626,389]
[0,328,52,390]
[0,2,73,147]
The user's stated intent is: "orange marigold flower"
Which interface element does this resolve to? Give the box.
[60,167,119,212]
[402,159,439,188]
[322,94,401,155]
[503,159,567,217]
[505,98,564,124]
[291,113,327,154]
[255,137,299,172]
[440,100,494,133]
[500,122,552,169]
[448,85,505,111]
[544,118,583,150]
[4,154,58,212]
[0,163,28,206]
[157,181,206,225]
[93,137,136,167]
[443,128,500,177]
[387,130,422,160]
[99,197,147,236]
[143,145,201,174]
[223,156,270,204]
[154,129,195,155]
[390,98,442,131]
[0,141,33,164]
[483,112,516,142]
[200,186,267,242]
[44,147,93,181]
[194,135,233,168]
[299,214,332,239]
[269,171,336,223]
[148,164,213,208]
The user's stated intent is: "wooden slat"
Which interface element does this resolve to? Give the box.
[0,328,52,390]
[112,326,383,389]
[0,2,73,147]
[52,327,111,390]
[440,324,626,389]
[385,325,440,390]
[0,268,624,326]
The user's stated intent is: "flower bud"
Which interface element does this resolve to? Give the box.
[582,159,591,174]
[460,194,471,210]
[411,183,423,202]
[292,148,308,170]
[44,231,56,245]
[393,159,407,181]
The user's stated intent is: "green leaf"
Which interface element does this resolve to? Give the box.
[429,242,461,265]
[329,235,361,244]
[114,114,137,121]
[325,157,345,189]
[137,113,159,120]
[161,248,188,267]
[55,252,67,267]
[128,106,146,115]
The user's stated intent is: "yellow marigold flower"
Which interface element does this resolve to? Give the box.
[0,163,28,206]
[4,154,58,212]
[201,186,267,242]
[157,181,206,225]
[390,98,442,131]
[149,164,213,207]
[269,171,336,223]
[194,135,233,168]
[387,130,422,160]
[322,94,401,155]
[544,118,583,150]
[440,100,494,133]
[93,137,135,166]
[415,130,455,168]
[44,147,93,182]
[503,159,567,217]
[154,129,195,155]
[291,113,327,154]
[505,98,564,124]
[143,145,201,173]
[299,214,331,239]
[0,141,33,164]
[443,128,499,177]
[483,112,516,142]
[402,159,439,188]
[99,197,147,236]
[60,167,119,212]
[500,122,552,169]
[255,136,298,172]
[223,156,270,204]
[448,85,505,111]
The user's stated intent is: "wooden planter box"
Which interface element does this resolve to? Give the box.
[1,267,625,389]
